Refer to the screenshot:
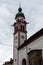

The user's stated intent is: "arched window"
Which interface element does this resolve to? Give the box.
[22,58,26,65]
[21,25,25,31]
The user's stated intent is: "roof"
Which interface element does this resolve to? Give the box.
[15,7,25,19]
[18,28,43,50]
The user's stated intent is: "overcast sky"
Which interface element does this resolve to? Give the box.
[0,0,43,65]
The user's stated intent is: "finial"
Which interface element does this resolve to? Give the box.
[19,2,21,7]
[18,2,22,12]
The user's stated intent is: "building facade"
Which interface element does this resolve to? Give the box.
[13,6,43,65]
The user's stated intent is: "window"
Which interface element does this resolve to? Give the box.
[23,26,25,31]
[21,25,22,31]
[21,25,25,31]
[15,26,18,31]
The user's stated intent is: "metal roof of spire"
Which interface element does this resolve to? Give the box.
[15,3,25,19]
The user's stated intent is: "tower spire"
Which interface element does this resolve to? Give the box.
[15,3,25,19]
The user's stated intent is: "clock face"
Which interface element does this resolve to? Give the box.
[21,35,24,39]
[20,33,25,45]
[15,36,17,40]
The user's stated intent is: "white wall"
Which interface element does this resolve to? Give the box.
[27,36,43,58]
[19,47,27,65]
[13,32,18,65]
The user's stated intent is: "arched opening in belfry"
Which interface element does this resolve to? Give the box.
[22,58,26,65]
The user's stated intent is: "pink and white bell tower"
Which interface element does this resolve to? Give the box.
[13,6,27,65]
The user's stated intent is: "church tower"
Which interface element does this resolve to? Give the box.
[13,6,27,65]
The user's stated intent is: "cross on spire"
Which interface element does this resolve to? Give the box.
[19,2,21,7]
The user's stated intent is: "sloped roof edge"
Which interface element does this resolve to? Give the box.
[18,28,43,50]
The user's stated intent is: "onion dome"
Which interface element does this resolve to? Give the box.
[15,7,25,19]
